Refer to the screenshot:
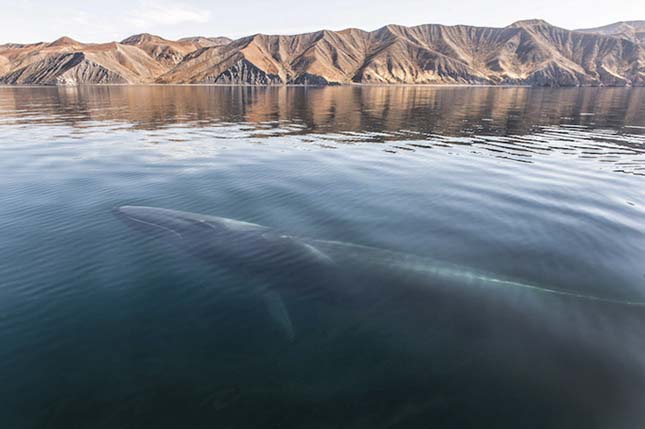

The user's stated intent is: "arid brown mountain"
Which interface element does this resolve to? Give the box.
[177,36,233,48]
[121,33,200,67]
[120,33,230,66]
[1,20,643,86]
[0,37,167,84]
[577,21,645,44]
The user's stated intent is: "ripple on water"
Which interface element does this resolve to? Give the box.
[0,86,644,427]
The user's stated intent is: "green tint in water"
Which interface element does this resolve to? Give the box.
[0,86,644,428]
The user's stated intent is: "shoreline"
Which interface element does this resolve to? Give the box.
[0,83,641,89]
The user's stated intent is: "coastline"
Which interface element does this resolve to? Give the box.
[2,83,641,88]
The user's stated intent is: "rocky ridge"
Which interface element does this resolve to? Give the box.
[1,20,643,86]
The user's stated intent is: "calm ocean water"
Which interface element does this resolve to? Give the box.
[1,86,644,428]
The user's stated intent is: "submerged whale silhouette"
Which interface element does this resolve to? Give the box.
[114,205,645,424]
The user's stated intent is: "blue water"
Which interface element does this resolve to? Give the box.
[1,86,644,428]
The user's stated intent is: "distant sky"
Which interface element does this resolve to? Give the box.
[1,0,643,43]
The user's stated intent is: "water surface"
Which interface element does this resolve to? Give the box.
[1,86,644,428]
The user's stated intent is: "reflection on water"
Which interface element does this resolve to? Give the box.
[1,85,644,131]
[0,86,644,428]
[1,86,644,176]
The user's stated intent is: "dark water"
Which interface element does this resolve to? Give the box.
[1,86,644,428]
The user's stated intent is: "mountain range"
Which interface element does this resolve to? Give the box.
[1,20,643,86]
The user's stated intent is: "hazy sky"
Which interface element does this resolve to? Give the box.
[2,0,643,43]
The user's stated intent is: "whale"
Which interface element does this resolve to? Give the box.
[114,205,645,425]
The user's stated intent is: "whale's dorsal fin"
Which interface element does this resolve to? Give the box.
[262,290,295,341]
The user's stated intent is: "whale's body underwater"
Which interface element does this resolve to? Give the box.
[114,205,645,426]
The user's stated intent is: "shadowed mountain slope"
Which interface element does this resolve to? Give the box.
[0,40,167,84]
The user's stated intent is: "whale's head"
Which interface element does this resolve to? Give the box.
[115,206,193,240]
[113,206,332,271]
[115,205,269,253]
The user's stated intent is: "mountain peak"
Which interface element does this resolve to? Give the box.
[48,36,81,47]
[510,19,552,28]
[121,33,167,45]
[177,36,232,47]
